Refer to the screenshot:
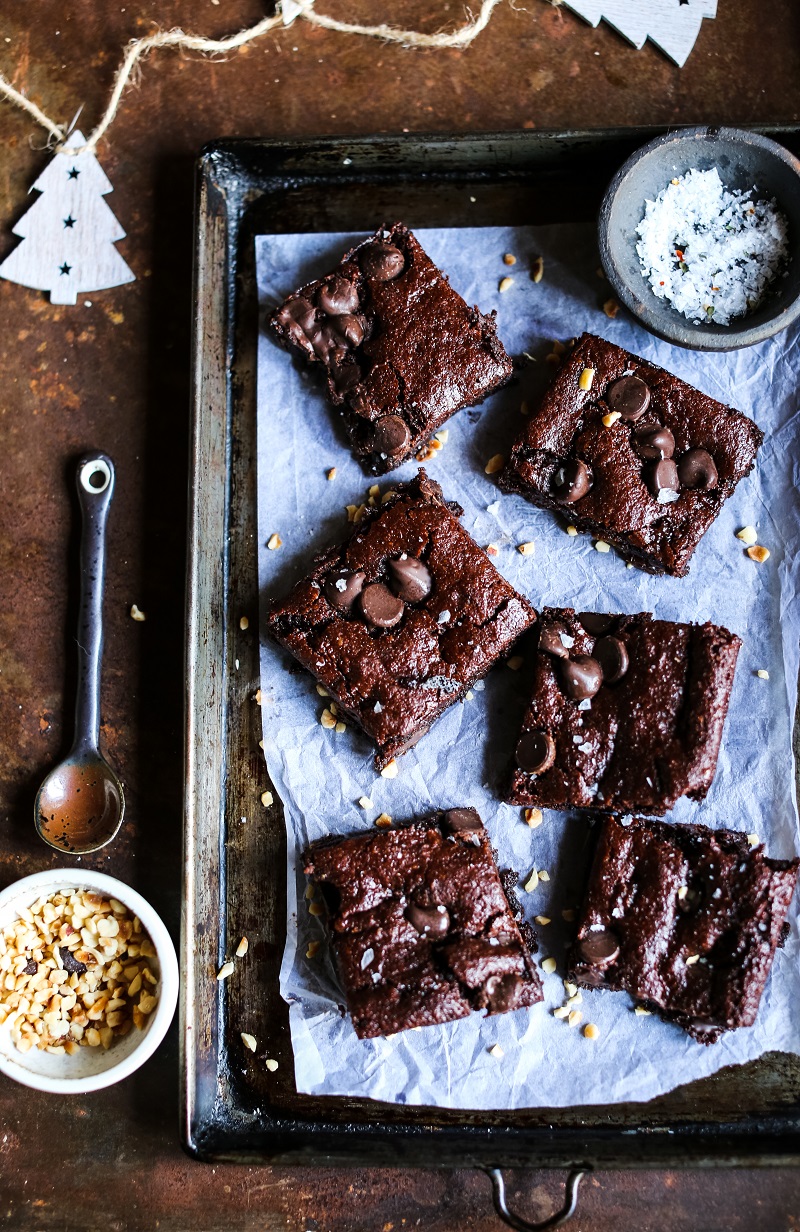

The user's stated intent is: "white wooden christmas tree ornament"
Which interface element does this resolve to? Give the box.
[0,129,134,304]
[560,0,717,67]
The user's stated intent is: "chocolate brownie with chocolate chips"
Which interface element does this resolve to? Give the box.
[506,608,741,814]
[304,808,543,1038]
[270,223,513,473]
[568,814,799,1042]
[265,470,536,769]
[500,333,763,576]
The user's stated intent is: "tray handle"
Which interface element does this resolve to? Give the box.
[484,1166,591,1231]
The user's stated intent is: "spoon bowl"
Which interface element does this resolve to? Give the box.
[35,750,124,854]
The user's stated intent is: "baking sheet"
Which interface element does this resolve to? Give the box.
[255,223,800,1110]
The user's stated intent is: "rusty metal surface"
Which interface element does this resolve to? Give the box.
[1,1,800,1227]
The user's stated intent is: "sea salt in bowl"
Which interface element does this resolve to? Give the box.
[599,127,800,351]
[0,869,178,1093]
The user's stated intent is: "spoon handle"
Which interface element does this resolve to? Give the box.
[74,454,116,753]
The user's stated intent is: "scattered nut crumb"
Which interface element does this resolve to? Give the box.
[563,980,578,998]
[534,915,551,926]
[465,690,474,700]
[685,954,700,966]
[484,453,505,475]
[499,276,514,293]
[261,790,273,807]
[327,467,337,481]
[320,709,336,730]
[531,256,544,283]
[746,545,770,563]
[306,940,320,959]
[381,490,396,504]
[747,833,760,848]
[517,541,535,556]
[551,340,566,356]
[545,352,561,367]
[335,721,347,734]
[541,956,557,975]
[488,1043,504,1058]
[602,411,622,428]
[217,961,235,981]
[485,543,500,556]
[435,429,449,444]
[579,367,595,391]
[566,525,578,537]
[583,1023,600,1040]
[358,796,373,810]
[241,1032,257,1052]
[520,400,530,415]
[561,908,576,922]
[756,669,769,680]
[375,813,392,828]
[603,298,620,319]
[265,1058,279,1072]
[255,689,262,704]
[380,759,399,779]
[553,1005,570,1020]
[239,615,250,631]
[634,1006,652,1017]
[567,991,582,1007]
[507,655,524,671]
[523,869,539,893]
[677,885,688,900]
[523,807,543,828]
[736,525,758,546]
[369,484,380,498]
[130,604,146,622]
[538,870,550,882]
[308,902,324,917]
[267,533,282,550]
[235,937,249,958]
[305,884,316,900]
[258,739,264,750]
[594,540,611,554]
[503,253,516,266]
[316,684,329,697]
[568,1010,583,1028]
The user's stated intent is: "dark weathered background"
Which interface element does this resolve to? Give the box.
[1,2,799,1228]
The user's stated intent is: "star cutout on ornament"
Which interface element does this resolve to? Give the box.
[59,262,72,276]
[63,216,76,228]
[67,167,80,180]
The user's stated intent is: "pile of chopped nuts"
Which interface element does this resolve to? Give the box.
[0,888,160,1055]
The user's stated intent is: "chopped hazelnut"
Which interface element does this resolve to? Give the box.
[484,453,505,475]
[746,545,770,563]
[523,807,543,828]
[531,256,544,283]
[498,276,514,293]
[267,533,282,550]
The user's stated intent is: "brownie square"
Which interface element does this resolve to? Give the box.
[506,608,741,815]
[266,470,537,769]
[568,814,799,1041]
[270,223,513,473]
[304,808,543,1038]
[500,333,763,576]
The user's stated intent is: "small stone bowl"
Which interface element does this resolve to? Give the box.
[0,869,178,1093]
[598,127,800,351]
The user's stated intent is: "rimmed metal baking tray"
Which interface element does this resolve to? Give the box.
[183,131,800,1178]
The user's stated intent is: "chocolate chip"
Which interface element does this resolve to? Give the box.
[677,448,719,490]
[323,569,366,612]
[276,297,317,354]
[515,730,556,774]
[22,958,37,976]
[387,555,432,603]
[333,313,364,347]
[645,458,680,502]
[370,414,411,458]
[593,635,629,684]
[442,807,482,833]
[57,946,87,976]
[360,241,405,282]
[632,423,675,461]
[406,902,450,937]
[485,973,523,1013]
[309,321,348,365]
[360,582,405,629]
[539,621,572,658]
[551,458,591,503]
[317,276,359,316]
[606,375,651,420]
[577,928,619,967]
[559,655,603,701]
[577,612,616,636]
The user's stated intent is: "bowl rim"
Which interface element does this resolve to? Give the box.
[598,125,800,352]
[0,868,179,1094]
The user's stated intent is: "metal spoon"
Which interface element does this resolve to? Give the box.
[34,453,125,853]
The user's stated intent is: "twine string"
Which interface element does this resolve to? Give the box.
[0,0,504,156]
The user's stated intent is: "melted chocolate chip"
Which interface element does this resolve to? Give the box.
[323,569,366,612]
[539,621,572,658]
[276,297,317,354]
[317,276,360,316]
[310,321,348,365]
[559,654,603,701]
[606,375,651,421]
[645,458,680,502]
[360,582,405,629]
[442,807,482,833]
[406,902,450,937]
[388,556,432,603]
[360,241,405,282]
[577,612,616,636]
[632,423,675,461]
[551,458,591,503]
[515,730,556,774]
[677,448,719,490]
[593,635,629,684]
[485,973,523,1013]
[57,947,88,976]
[370,414,411,458]
[333,313,364,347]
[577,929,620,967]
